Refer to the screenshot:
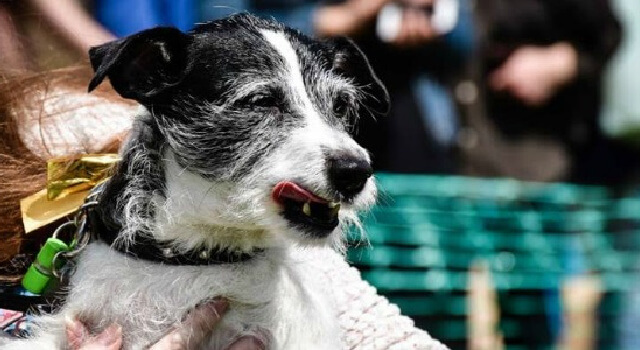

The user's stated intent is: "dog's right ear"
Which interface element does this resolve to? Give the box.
[330,37,390,116]
[88,27,192,103]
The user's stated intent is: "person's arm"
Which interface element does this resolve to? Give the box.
[28,0,115,54]
[0,4,30,70]
[489,42,579,106]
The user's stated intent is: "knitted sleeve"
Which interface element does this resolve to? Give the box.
[306,248,449,350]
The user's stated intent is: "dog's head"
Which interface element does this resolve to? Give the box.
[89,14,389,249]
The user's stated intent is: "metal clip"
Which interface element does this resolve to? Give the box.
[51,201,96,279]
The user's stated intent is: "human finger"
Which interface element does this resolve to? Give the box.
[66,318,88,350]
[66,320,123,350]
[226,336,267,350]
[149,298,229,350]
[408,9,425,44]
[414,10,435,41]
[394,9,419,46]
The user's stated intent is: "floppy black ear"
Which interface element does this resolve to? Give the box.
[331,37,390,116]
[88,27,192,102]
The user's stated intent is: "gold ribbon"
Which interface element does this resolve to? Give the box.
[21,154,120,233]
[46,154,120,200]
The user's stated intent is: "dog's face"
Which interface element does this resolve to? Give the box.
[89,15,389,248]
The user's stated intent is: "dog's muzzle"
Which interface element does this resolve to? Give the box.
[272,182,341,236]
[327,155,373,200]
[271,155,372,237]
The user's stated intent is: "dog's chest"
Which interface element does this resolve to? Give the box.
[63,244,343,349]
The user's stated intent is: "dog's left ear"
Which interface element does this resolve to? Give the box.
[331,37,390,116]
[88,27,192,103]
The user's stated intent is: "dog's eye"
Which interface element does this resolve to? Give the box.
[236,94,275,107]
[333,95,350,119]
[251,95,278,108]
[233,91,284,112]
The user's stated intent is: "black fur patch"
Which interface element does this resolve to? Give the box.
[92,114,166,243]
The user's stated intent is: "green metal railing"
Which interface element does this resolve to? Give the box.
[347,174,640,349]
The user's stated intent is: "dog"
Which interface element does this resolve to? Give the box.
[3,13,390,349]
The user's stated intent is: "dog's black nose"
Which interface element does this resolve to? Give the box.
[327,156,373,199]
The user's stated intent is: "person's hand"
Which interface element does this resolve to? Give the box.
[392,5,437,48]
[401,0,436,9]
[347,0,393,21]
[65,298,268,350]
[489,43,578,106]
[315,0,391,37]
[66,322,122,350]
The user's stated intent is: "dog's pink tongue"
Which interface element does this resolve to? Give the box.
[272,181,327,204]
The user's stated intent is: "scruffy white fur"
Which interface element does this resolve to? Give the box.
[12,244,347,349]
[2,28,378,350]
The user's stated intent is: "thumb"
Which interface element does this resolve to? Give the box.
[66,318,88,350]
[226,336,267,350]
[149,298,229,350]
[66,320,123,350]
[91,324,123,350]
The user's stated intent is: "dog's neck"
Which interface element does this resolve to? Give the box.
[154,150,276,252]
[93,113,164,245]
[94,112,271,257]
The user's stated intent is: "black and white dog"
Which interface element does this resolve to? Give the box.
[7,14,389,349]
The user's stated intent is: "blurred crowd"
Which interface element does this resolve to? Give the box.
[1,0,639,188]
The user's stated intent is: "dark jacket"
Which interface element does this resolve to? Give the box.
[463,0,631,184]
[482,0,620,141]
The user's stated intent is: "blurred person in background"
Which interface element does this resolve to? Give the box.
[0,0,194,72]
[0,0,114,71]
[204,0,474,174]
[462,0,633,185]
[453,1,628,347]
[603,1,640,348]
[26,0,195,48]
[0,2,30,71]
[316,0,474,174]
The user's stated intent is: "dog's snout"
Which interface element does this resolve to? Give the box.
[327,155,373,199]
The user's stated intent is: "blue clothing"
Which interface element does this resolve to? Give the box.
[413,76,458,147]
[252,4,318,36]
[199,0,249,23]
[95,0,196,37]
[444,0,475,57]
[200,0,318,35]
